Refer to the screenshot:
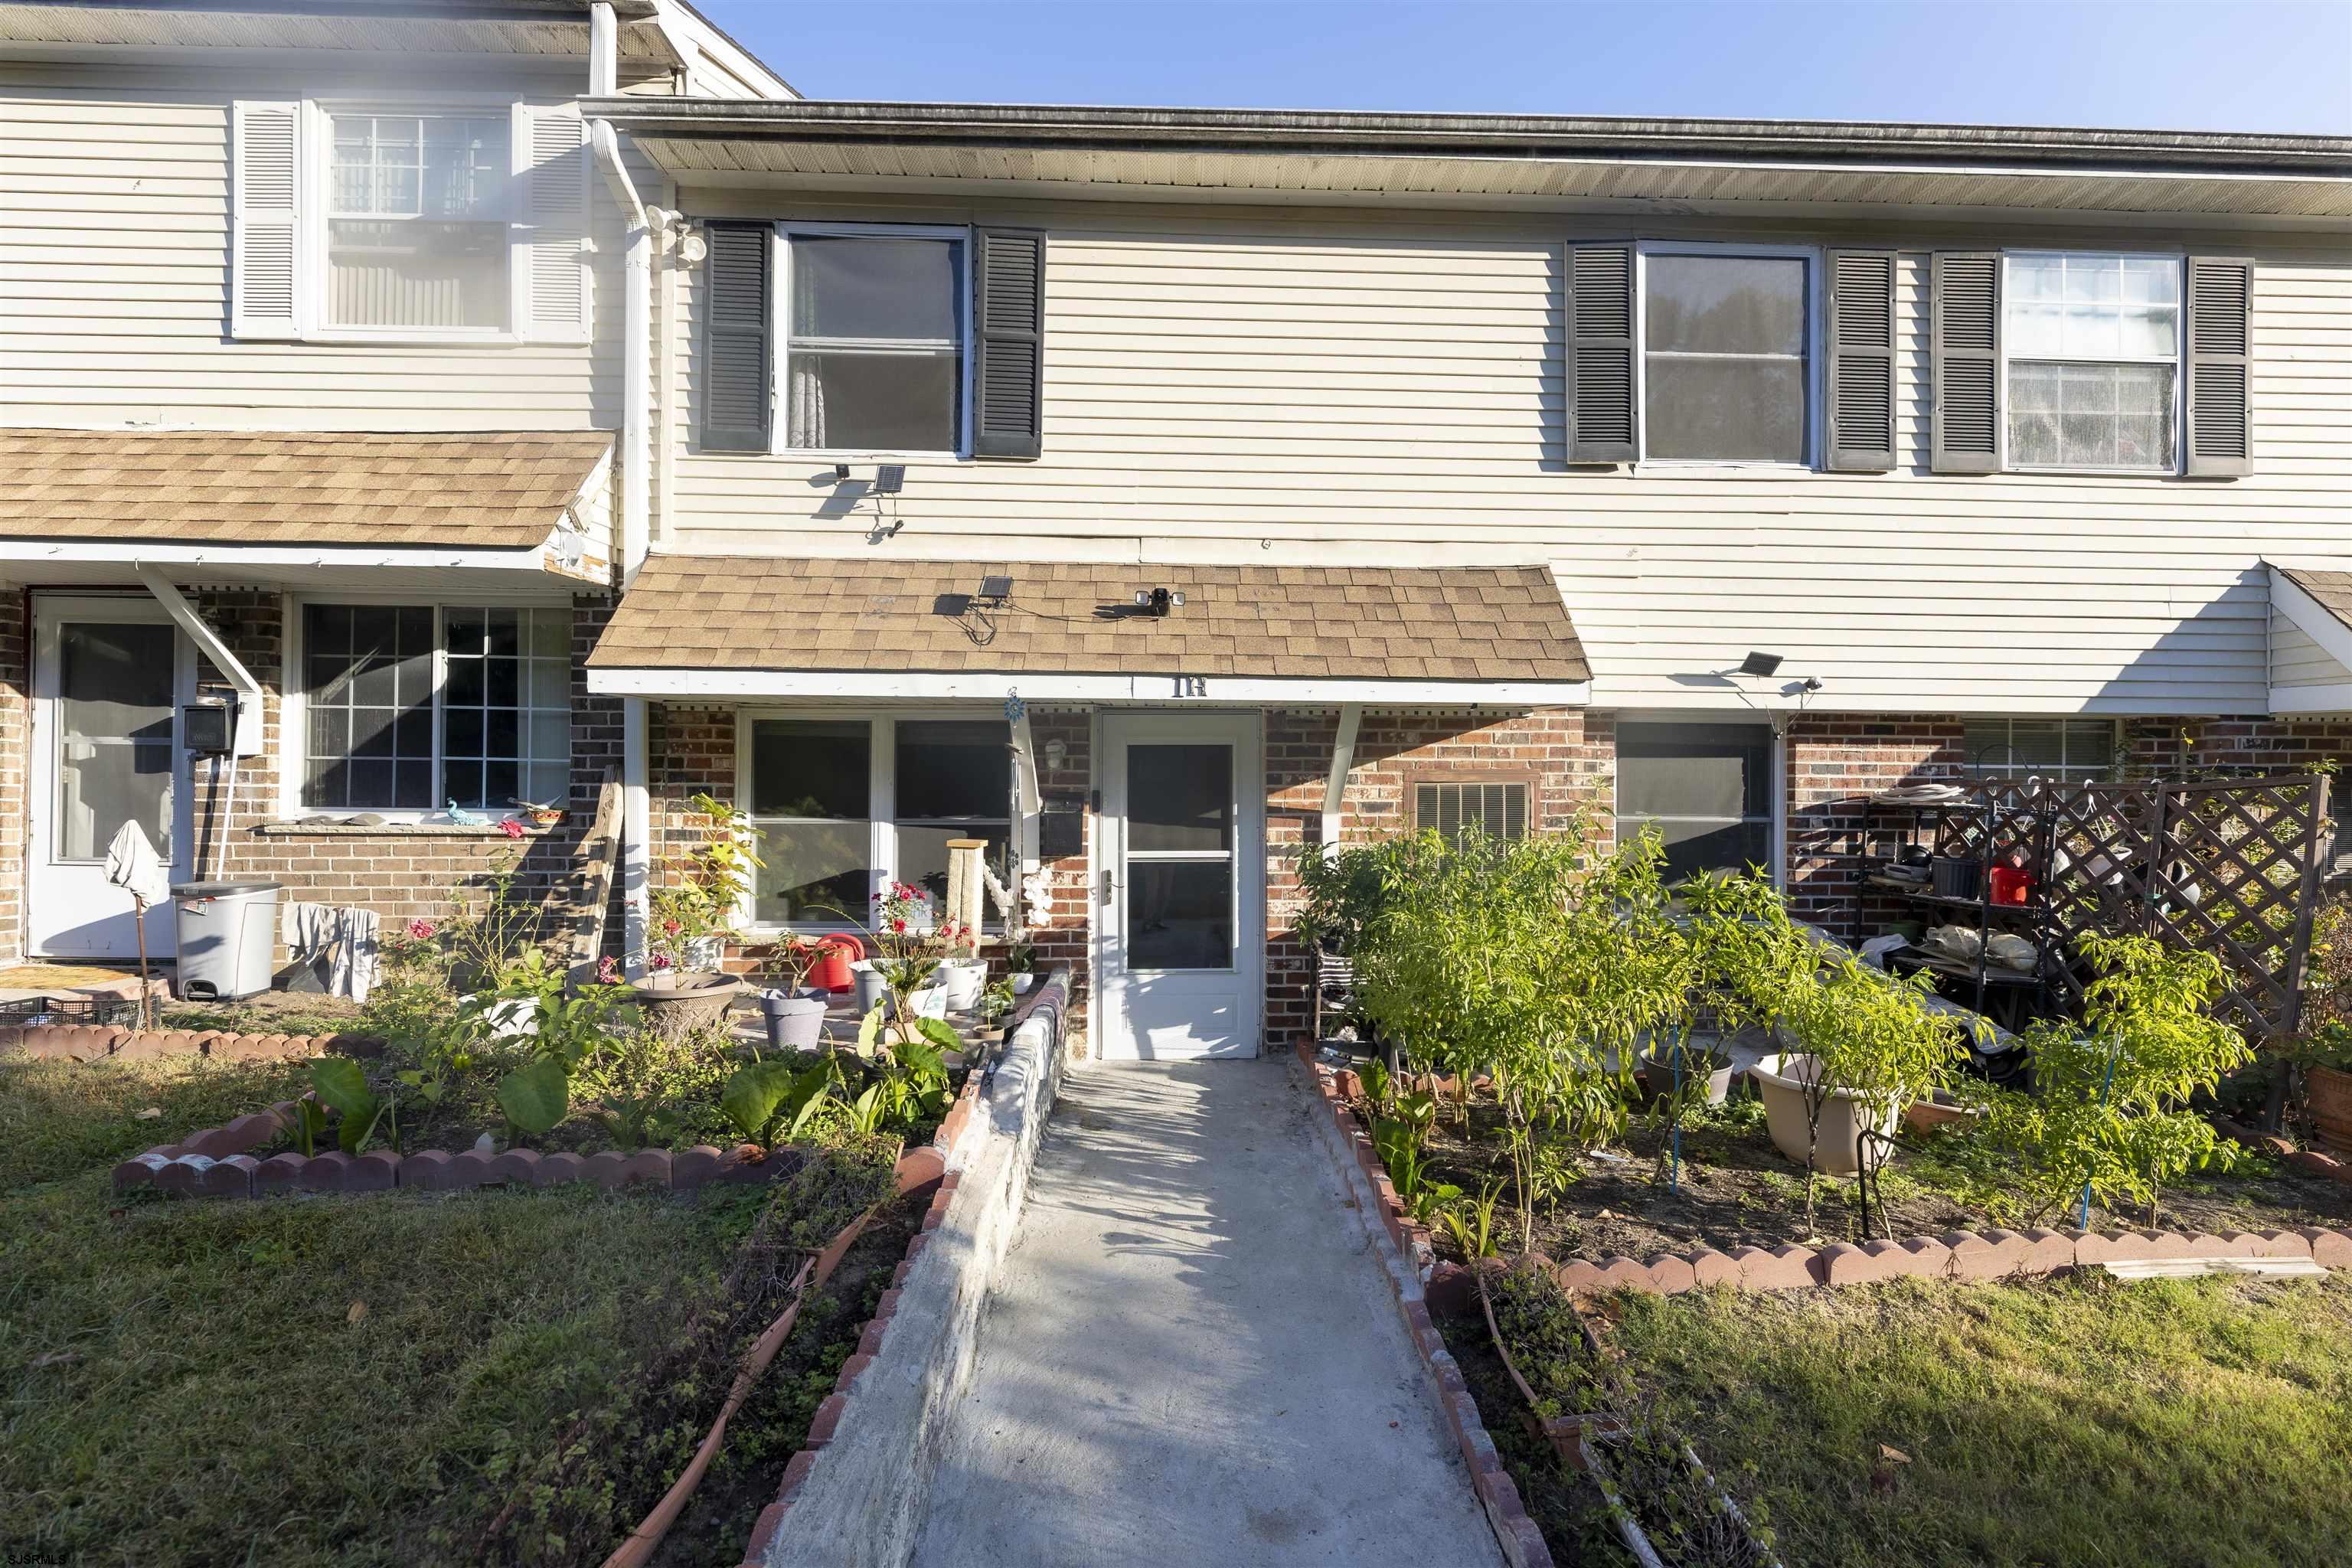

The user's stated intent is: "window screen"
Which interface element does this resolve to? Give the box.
[1644,253,1809,462]
[1415,780,1528,843]
[1615,722,1772,882]
[894,720,1011,913]
[784,234,963,452]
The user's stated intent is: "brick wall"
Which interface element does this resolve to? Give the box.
[1782,715,1968,933]
[2125,715,2352,779]
[1263,706,1612,1044]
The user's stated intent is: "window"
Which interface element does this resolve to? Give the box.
[1963,718,2118,779]
[1643,250,1810,463]
[299,604,568,812]
[1414,780,1528,844]
[328,113,509,331]
[782,230,965,453]
[1615,722,1774,883]
[745,717,1011,926]
[2004,253,2180,472]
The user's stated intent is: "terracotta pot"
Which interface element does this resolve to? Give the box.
[1904,1091,1981,1135]
[1748,1054,1905,1178]
[2308,1063,2352,1155]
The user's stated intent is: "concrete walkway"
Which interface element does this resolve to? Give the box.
[907,1059,1504,1568]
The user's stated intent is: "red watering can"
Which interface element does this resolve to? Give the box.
[807,933,865,993]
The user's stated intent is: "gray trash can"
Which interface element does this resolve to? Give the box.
[172,880,283,1002]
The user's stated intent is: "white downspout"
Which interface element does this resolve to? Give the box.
[589,3,655,972]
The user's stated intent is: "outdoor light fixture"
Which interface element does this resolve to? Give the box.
[834,463,851,481]
[1737,651,1784,677]
[977,574,1014,606]
[1134,587,1184,617]
[1800,676,1825,694]
[874,464,906,495]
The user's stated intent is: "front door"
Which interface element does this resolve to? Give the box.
[29,596,191,959]
[1098,712,1263,1060]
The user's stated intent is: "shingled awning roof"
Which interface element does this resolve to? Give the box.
[587,557,1589,703]
[0,430,614,583]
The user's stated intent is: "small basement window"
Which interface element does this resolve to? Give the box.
[1963,717,2119,779]
[1415,779,1528,843]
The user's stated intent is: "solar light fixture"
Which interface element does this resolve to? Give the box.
[977,574,1014,606]
[833,463,851,481]
[1134,587,1184,617]
[1737,650,1784,677]
[874,464,906,495]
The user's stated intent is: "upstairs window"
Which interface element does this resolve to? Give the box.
[2004,253,2180,473]
[328,114,510,332]
[1642,250,1811,464]
[782,229,965,454]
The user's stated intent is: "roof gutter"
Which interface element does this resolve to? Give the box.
[580,98,2352,177]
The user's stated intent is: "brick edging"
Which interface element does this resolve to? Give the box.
[735,1069,991,1565]
[1293,1039,1553,1568]
[1312,1058,2352,1302]
[9,1025,384,1064]
[2213,1114,2352,1186]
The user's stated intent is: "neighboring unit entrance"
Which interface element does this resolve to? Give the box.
[1096,712,1264,1059]
[29,596,192,959]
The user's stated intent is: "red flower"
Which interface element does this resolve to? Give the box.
[406,918,436,941]
[890,917,907,934]
[597,956,620,985]
[498,817,525,839]
[662,917,682,937]
[650,952,673,970]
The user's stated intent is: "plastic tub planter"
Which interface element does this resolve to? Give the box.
[1747,1053,1904,1178]
[936,958,988,1011]
[761,991,828,1051]
[1638,1042,1736,1106]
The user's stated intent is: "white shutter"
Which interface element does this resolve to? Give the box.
[230,100,302,339]
[518,104,591,342]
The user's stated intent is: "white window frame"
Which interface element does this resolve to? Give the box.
[298,94,528,346]
[769,221,974,462]
[1633,240,1824,473]
[1962,716,2124,779]
[736,708,1014,933]
[1998,249,2187,478]
[276,590,573,822]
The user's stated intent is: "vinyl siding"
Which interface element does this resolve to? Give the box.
[0,59,630,430]
[657,194,2352,715]
[2272,604,2352,688]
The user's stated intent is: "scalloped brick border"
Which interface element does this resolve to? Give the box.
[1296,1040,1552,1568]
[8,1024,383,1064]
[1310,1057,2352,1304]
[112,1047,988,1201]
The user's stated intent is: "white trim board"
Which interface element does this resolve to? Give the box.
[586,668,1593,706]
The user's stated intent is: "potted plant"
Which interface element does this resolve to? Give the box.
[645,793,763,982]
[759,936,831,1053]
[1005,936,1039,995]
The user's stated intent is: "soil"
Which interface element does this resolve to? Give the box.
[1386,1085,2352,1264]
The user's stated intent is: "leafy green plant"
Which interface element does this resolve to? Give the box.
[495,1057,570,1138]
[1355,1056,1394,1112]
[309,1058,391,1155]
[647,792,765,972]
[1966,933,2252,1227]
[718,1057,836,1148]
[1434,1178,1504,1260]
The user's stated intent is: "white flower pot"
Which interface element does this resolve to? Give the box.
[851,961,888,1012]
[1748,1053,1906,1178]
[936,958,988,1011]
[1010,972,1035,996]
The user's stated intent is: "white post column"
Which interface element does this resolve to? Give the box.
[1321,703,1363,860]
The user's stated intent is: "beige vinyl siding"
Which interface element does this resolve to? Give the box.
[0,60,626,430]
[2271,604,2352,688]
[654,195,2352,716]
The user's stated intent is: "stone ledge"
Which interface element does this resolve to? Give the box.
[254,819,555,838]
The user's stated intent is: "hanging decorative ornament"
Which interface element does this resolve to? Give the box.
[1004,691,1026,724]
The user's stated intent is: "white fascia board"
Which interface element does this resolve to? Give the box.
[2269,681,2352,715]
[2269,564,2352,681]
[0,536,594,580]
[587,668,1592,707]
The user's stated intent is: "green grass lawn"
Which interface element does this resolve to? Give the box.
[1583,1273,2352,1568]
[0,1050,892,1568]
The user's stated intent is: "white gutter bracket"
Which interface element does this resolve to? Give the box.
[1321,702,1363,862]
[136,568,263,756]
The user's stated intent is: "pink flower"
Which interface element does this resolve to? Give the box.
[597,956,620,985]
[662,917,682,937]
[498,817,525,839]
[406,918,436,941]
[650,952,673,970]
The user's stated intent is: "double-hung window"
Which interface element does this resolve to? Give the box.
[1641,248,1813,464]
[2004,252,2181,473]
[299,604,569,813]
[1615,721,1775,884]
[745,717,1011,926]
[328,113,511,332]
[780,227,966,455]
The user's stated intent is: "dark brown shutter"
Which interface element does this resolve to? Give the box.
[972,227,1045,460]
[2185,255,2253,477]
[1826,249,1898,471]
[700,222,770,452]
[1565,243,1637,463]
[1930,250,2001,474]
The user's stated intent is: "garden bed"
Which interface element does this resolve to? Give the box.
[0,1044,950,1568]
[1367,1073,2352,1267]
[1458,1262,2352,1568]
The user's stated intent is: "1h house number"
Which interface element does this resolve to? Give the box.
[1168,675,1208,697]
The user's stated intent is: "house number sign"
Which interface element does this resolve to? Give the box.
[1169,676,1209,697]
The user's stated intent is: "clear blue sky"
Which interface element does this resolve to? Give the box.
[702,0,2350,133]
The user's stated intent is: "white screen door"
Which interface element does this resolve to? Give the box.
[30,597,191,959]
[1097,712,1263,1060]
